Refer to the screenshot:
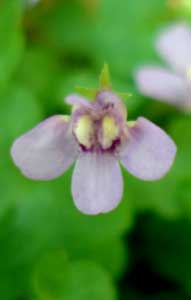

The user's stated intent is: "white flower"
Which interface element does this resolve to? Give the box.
[135,23,191,112]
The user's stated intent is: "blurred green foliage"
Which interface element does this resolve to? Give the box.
[0,0,190,299]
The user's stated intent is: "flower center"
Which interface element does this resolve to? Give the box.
[74,115,94,149]
[73,114,120,151]
[187,67,191,81]
[99,115,119,149]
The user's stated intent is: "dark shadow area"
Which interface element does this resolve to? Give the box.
[119,213,190,300]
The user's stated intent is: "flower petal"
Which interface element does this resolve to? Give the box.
[11,116,79,180]
[96,91,122,105]
[65,94,92,108]
[119,117,176,181]
[135,67,186,107]
[72,153,123,215]
[96,91,127,118]
[156,23,191,73]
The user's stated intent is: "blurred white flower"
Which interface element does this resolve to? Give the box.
[25,0,40,7]
[135,23,191,113]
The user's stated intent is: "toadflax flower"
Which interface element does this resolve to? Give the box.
[135,23,191,112]
[11,66,176,215]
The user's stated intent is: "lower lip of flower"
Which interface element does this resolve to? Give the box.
[73,114,122,153]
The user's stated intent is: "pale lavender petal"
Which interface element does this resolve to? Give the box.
[65,94,92,108]
[72,153,123,215]
[96,91,124,106]
[135,67,186,107]
[11,116,79,180]
[96,91,122,105]
[119,117,176,181]
[96,91,127,118]
[156,23,191,73]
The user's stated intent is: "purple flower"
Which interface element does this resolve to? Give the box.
[135,23,191,112]
[11,89,176,215]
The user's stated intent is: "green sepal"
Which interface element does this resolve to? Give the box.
[99,63,112,90]
[75,86,97,100]
[75,64,132,104]
[117,92,132,103]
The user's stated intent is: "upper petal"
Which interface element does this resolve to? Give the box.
[156,23,191,73]
[96,91,122,105]
[72,152,123,215]
[11,116,79,180]
[65,94,92,108]
[119,117,176,181]
[96,91,127,119]
[135,67,186,107]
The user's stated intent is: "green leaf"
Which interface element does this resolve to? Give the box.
[168,116,191,179]
[0,0,24,93]
[33,250,70,300]
[0,83,43,160]
[62,260,117,300]
[62,238,127,279]
[0,207,35,299]
[92,0,166,77]
[140,216,191,294]
[15,45,66,113]
[0,82,43,217]
[33,252,117,300]
[36,1,95,53]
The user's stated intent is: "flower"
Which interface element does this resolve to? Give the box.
[135,23,191,112]
[11,66,176,215]
[25,0,40,7]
